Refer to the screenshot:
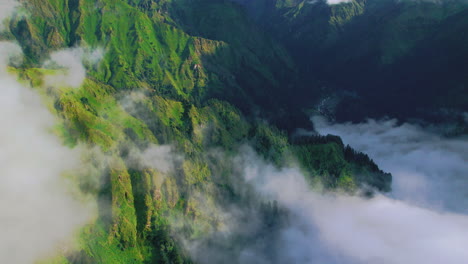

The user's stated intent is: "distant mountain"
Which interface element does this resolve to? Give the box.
[234,0,468,124]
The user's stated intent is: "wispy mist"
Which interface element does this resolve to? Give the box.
[44,46,104,89]
[306,0,352,6]
[326,0,352,5]
[242,151,468,263]
[163,116,468,264]
[0,0,18,30]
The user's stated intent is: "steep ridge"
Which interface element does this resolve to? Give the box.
[9,0,305,127]
[2,0,392,263]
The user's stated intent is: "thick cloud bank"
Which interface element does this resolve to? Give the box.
[289,116,468,263]
[242,159,468,264]
[0,43,91,263]
[187,118,468,263]
[174,116,468,264]
[313,116,468,213]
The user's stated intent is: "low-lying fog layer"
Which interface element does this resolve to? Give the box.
[313,116,468,213]
[176,116,468,264]
[296,116,468,264]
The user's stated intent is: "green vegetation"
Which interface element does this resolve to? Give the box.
[292,135,391,192]
[18,0,468,263]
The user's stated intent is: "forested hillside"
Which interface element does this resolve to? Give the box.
[0,0,393,263]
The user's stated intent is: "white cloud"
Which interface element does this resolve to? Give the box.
[326,0,352,4]
[0,0,18,31]
[239,141,468,264]
[306,0,352,5]
[135,112,468,264]
[44,47,104,89]
[127,144,180,174]
[313,116,468,213]
[0,42,92,263]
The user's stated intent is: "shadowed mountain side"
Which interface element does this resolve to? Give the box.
[233,0,468,124]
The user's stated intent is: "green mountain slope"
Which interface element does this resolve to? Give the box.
[10,0,301,124]
[1,0,406,263]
